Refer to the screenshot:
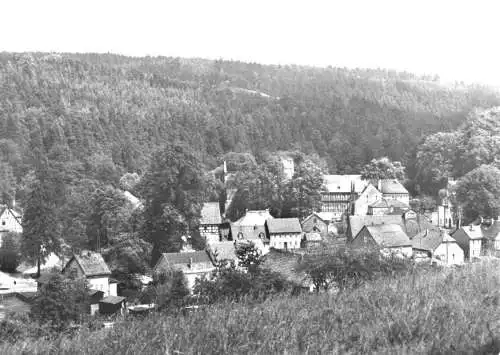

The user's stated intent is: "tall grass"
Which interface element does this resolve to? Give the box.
[2,261,500,354]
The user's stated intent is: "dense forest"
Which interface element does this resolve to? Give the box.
[1,52,500,187]
[1,52,500,262]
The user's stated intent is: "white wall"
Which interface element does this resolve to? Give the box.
[470,239,482,259]
[88,277,111,296]
[381,246,412,258]
[270,234,302,250]
[434,242,464,265]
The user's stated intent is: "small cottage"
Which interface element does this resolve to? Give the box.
[353,183,383,215]
[199,202,222,244]
[351,224,412,257]
[451,225,485,260]
[378,179,410,205]
[265,218,303,250]
[153,251,215,291]
[301,212,336,238]
[412,228,464,265]
[61,251,117,297]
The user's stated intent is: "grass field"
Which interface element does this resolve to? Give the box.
[2,260,500,354]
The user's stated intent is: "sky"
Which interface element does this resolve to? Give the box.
[2,0,499,85]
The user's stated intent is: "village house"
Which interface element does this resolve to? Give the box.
[61,251,118,297]
[199,202,222,244]
[350,224,413,257]
[153,251,215,291]
[0,205,22,246]
[377,179,410,205]
[320,175,368,219]
[481,218,500,252]
[229,209,273,241]
[451,225,485,260]
[99,295,127,316]
[265,218,303,250]
[352,183,383,216]
[301,212,337,238]
[367,198,410,216]
[347,211,434,242]
[412,228,464,265]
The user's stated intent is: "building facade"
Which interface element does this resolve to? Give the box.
[265,218,303,250]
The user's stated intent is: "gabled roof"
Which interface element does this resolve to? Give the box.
[349,214,433,239]
[369,198,410,209]
[261,250,310,287]
[323,175,368,193]
[412,228,457,252]
[207,241,238,263]
[230,224,267,240]
[481,220,500,240]
[233,209,273,226]
[63,251,111,277]
[158,251,213,267]
[315,212,337,222]
[200,202,222,225]
[362,224,411,248]
[457,225,484,240]
[266,218,302,234]
[379,180,408,194]
[0,205,22,229]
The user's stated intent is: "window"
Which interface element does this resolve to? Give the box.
[1,221,5,226]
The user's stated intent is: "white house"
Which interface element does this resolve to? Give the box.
[351,224,413,257]
[61,251,117,297]
[412,228,464,265]
[451,225,485,260]
[0,205,22,246]
[153,251,215,291]
[265,218,303,250]
[199,202,222,244]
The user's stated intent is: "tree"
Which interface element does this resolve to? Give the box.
[119,172,141,192]
[453,165,500,223]
[360,157,406,181]
[281,158,324,218]
[141,270,189,311]
[104,233,152,275]
[414,132,459,195]
[31,273,90,331]
[21,177,61,277]
[0,232,21,272]
[235,241,263,271]
[86,186,133,250]
[0,162,16,205]
[139,142,207,264]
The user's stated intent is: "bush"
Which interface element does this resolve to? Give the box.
[31,273,90,332]
[0,232,20,272]
[140,270,189,311]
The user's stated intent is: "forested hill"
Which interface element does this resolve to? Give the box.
[1,52,500,183]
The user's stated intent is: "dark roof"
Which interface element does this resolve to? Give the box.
[64,251,111,277]
[88,289,105,297]
[362,224,411,248]
[323,175,368,193]
[379,180,408,194]
[412,228,457,252]
[100,296,126,305]
[200,202,222,225]
[230,224,267,240]
[455,225,484,240]
[482,220,500,240]
[158,251,212,267]
[349,214,434,239]
[266,218,302,234]
[261,250,310,287]
[14,292,37,303]
[369,199,410,209]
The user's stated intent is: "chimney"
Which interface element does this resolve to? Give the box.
[188,257,193,268]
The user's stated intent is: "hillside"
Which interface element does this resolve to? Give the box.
[1,260,499,354]
[1,52,500,188]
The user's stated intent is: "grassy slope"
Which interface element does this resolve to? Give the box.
[3,261,500,354]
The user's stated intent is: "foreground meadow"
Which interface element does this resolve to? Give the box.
[2,260,500,354]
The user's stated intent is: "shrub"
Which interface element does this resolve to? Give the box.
[31,273,90,332]
[140,270,189,311]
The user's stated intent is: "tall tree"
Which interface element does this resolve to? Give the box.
[139,142,207,264]
[360,157,406,181]
[453,165,500,223]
